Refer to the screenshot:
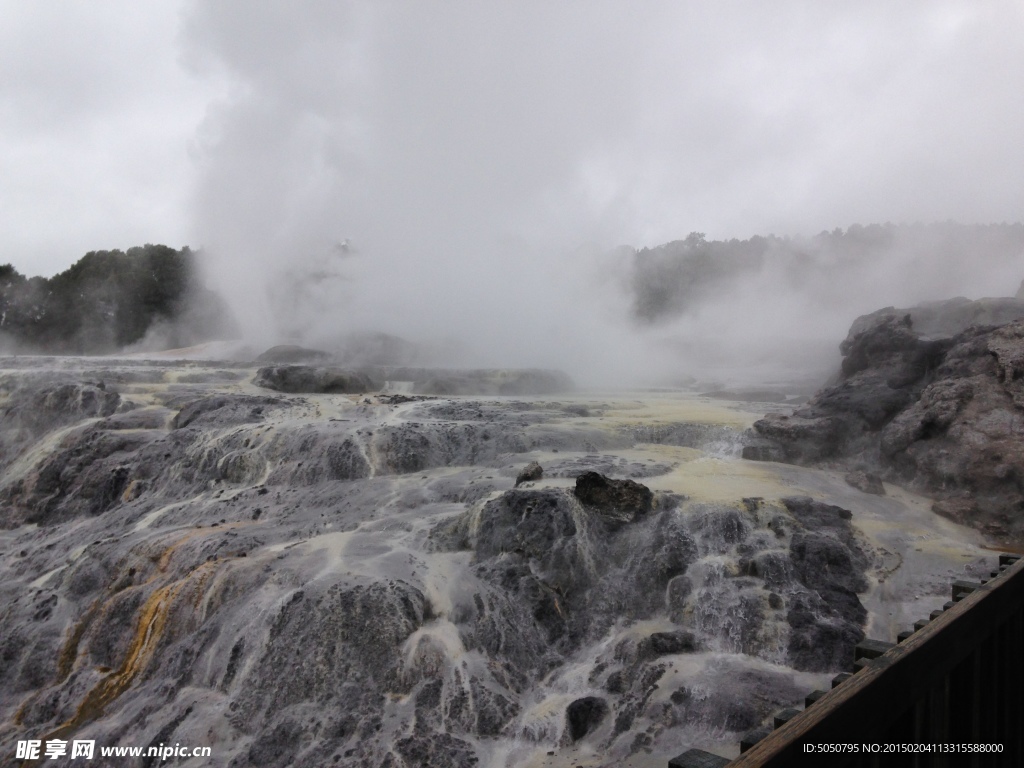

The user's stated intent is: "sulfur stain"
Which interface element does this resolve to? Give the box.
[20,524,247,744]
[42,561,217,742]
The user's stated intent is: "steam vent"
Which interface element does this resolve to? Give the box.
[1,328,1019,766]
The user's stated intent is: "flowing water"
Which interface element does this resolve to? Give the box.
[0,359,995,767]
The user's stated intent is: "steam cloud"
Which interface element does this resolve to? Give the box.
[182,1,1024,386]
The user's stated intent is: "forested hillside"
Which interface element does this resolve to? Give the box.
[631,222,1024,323]
[0,244,236,354]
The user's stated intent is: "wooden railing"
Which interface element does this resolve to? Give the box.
[671,554,1023,767]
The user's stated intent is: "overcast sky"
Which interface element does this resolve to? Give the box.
[2,1,1023,381]
[2,0,1022,280]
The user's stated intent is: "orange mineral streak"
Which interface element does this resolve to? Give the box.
[24,523,251,744]
[42,561,216,742]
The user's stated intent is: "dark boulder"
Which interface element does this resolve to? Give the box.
[789,532,868,610]
[752,314,954,463]
[838,313,926,378]
[233,579,428,722]
[666,659,807,733]
[573,472,653,529]
[781,497,868,670]
[780,496,853,528]
[254,365,380,394]
[786,591,865,672]
[368,421,528,476]
[739,550,793,588]
[845,296,1024,341]
[469,482,693,654]
[751,411,843,464]
[753,303,1024,540]
[515,461,543,487]
[565,696,608,741]
[637,630,697,659]
[474,490,581,571]
[0,380,120,445]
[1,427,162,527]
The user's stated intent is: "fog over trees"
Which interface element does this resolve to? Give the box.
[630,221,1024,324]
[5,219,1022,369]
[0,244,236,354]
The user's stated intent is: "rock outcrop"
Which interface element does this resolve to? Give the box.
[514,461,543,486]
[844,296,1024,341]
[252,365,574,396]
[565,697,608,741]
[465,480,868,675]
[254,365,380,393]
[753,298,1024,540]
[573,471,654,529]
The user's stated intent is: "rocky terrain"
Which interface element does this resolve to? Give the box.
[753,296,1024,542]
[0,356,995,767]
[252,364,573,397]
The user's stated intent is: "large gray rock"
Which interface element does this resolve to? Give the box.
[467,481,698,654]
[0,380,121,466]
[637,630,697,659]
[514,461,543,486]
[781,497,868,671]
[845,296,1024,341]
[758,315,944,461]
[755,307,1024,539]
[565,696,608,741]
[254,365,380,393]
[573,471,654,529]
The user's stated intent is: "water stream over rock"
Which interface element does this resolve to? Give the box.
[0,358,994,767]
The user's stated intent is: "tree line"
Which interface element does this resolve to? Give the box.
[0,244,237,354]
[630,222,1024,323]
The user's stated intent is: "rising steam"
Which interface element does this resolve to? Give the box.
[182,1,1024,387]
